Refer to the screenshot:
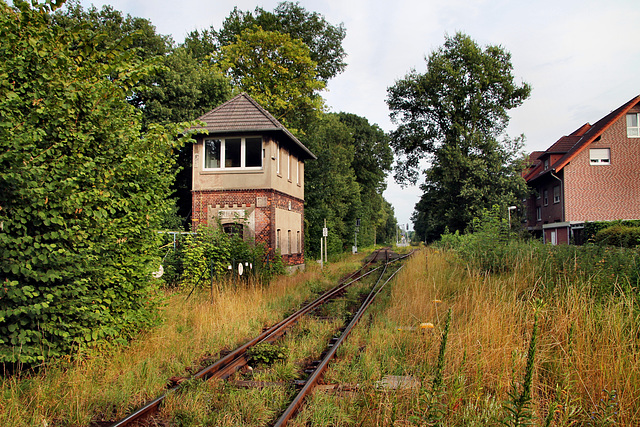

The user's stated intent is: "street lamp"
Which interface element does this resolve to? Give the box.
[508,206,517,230]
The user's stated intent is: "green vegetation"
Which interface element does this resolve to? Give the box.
[387,32,531,242]
[0,0,196,367]
[0,0,398,368]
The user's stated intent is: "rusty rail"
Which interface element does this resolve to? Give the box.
[272,249,413,426]
[109,248,389,427]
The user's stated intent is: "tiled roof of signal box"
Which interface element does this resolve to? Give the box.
[195,92,316,160]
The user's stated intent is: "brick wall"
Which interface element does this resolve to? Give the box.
[192,189,305,266]
[564,113,640,222]
[526,173,565,229]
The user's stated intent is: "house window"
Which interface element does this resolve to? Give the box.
[288,230,292,254]
[553,186,560,204]
[589,148,610,165]
[536,206,542,221]
[204,137,263,169]
[296,160,300,185]
[287,152,291,181]
[544,158,549,170]
[543,190,548,206]
[536,188,541,200]
[627,113,640,137]
[297,231,301,253]
[276,229,281,250]
[276,142,281,175]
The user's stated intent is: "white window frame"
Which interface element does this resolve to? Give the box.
[543,189,549,206]
[287,152,291,181]
[589,148,610,165]
[203,137,263,170]
[276,142,281,175]
[296,160,300,185]
[276,229,281,250]
[627,113,640,137]
[553,186,560,204]
[536,206,542,221]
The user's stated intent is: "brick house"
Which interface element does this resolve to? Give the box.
[191,93,316,268]
[523,95,640,244]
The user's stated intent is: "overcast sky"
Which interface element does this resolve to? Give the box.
[74,0,640,229]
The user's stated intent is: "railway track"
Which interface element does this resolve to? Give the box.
[109,247,413,427]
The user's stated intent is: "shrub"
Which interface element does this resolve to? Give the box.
[0,2,194,367]
[594,224,640,248]
[180,224,285,288]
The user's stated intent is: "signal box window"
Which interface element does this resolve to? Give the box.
[204,137,263,169]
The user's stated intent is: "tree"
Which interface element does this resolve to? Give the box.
[0,0,193,366]
[54,3,233,226]
[216,27,325,131]
[386,32,531,240]
[334,113,394,246]
[211,1,346,83]
[302,114,360,255]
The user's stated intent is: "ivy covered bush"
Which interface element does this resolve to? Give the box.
[0,1,194,367]
[180,224,285,288]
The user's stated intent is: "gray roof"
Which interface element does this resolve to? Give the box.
[195,93,316,160]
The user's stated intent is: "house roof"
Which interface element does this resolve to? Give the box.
[524,95,640,182]
[194,92,316,160]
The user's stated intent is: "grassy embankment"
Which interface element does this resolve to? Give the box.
[3,243,639,426]
[292,244,640,426]
[0,253,363,426]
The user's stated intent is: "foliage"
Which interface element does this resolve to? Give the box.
[53,0,172,61]
[302,114,360,256]
[180,224,283,287]
[593,224,640,248]
[216,27,325,131]
[0,0,196,366]
[202,1,346,83]
[438,211,640,300]
[501,312,539,426]
[387,32,531,240]
[54,2,233,224]
[302,112,397,254]
[246,342,287,366]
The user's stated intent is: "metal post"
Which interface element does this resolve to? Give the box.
[323,218,328,265]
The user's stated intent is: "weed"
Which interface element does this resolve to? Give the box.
[247,343,288,367]
[501,312,539,426]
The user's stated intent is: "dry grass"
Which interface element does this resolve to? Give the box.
[310,248,640,425]
[0,255,363,426]
[5,246,638,426]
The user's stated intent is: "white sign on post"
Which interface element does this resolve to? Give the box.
[322,227,328,237]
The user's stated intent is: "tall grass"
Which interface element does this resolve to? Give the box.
[299,245,640,425]
[0,255,363,426]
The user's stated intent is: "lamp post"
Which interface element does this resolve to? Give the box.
[508,206,517,230]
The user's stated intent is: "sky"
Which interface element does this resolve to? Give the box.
[73,0,640,229]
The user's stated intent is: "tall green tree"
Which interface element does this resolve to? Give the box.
[0,0,194,365]
[334,113,393,246]
[216,27,325,131]
[201,1,346,83]
[386,32,531,240]
[54,2,233,226]
[302,114,360,255]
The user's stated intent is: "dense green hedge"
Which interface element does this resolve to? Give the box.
[593,224,640,248]
[584,220,640,244]
[0,1,193,366]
